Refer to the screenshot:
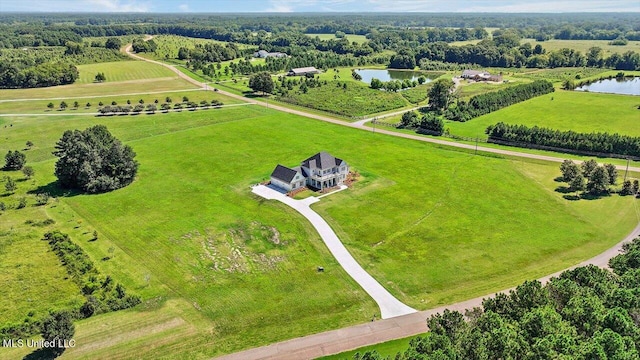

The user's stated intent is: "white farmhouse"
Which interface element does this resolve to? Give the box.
[270,152,349,192]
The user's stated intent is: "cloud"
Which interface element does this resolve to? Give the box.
[364,0,640,12]
[4,0,151,12]
[178,3,189,12]
[86,0,151,12]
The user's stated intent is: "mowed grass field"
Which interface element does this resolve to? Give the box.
[76,61,178,84]
[521,38,640,55]
[0,89,240,114]
[0,61,198,101]
[445,90,640,139]
[1,101,639,358]
[450,38,640,55]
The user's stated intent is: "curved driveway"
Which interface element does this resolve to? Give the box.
[252,185,416,319]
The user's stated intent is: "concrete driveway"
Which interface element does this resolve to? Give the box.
[251,185,416,319]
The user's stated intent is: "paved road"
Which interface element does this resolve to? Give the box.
[216,221,640,360]
[251,185,417,319]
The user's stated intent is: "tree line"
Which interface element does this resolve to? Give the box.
[445,80,554,122]
[356,238,640,360]
[486,123,640,158]
[401,40,640,70]
[0,61,78,89]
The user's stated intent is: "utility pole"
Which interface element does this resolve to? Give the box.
[373,117,376,134]
[624,158,630,181]
[475,136,479,155]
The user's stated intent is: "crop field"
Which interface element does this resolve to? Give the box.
[1,102,638,358]
[279,81,410,117]
[76,61,178,84]
[0,89,240,114]
[444,90,640,139]
[305,33,369,44]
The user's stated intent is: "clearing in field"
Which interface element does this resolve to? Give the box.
[1,103,637,357]
[305,33,369,44]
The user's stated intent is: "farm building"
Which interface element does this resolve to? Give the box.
[461,70,502,82]
[253,50,288,58]
[287,67,320,76]
[270,152,349,192]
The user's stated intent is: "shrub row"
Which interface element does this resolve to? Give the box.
[0,231,140,340]
[445,80,554,122]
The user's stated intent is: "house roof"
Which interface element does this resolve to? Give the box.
[462,69,489,77]
[301,152,344,170]
[289,67,319,74]
[271,164,299,183]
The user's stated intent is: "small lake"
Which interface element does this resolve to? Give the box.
[575,77,640,96]
[354,69,432,84]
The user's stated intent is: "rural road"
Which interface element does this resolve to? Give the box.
[123,40,640,358]
[124,41,640,173]
[217,220,640,360]
[251,185,417,320]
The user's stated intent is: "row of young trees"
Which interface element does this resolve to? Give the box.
[370,76,427,92]
[357,238,640,360]
[445,80,554,122]
[486,123,640,158]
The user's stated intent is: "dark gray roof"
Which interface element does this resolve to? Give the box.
[301,152,344,170]
[271,164,298,183]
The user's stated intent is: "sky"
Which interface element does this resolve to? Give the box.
[1,0,639,13]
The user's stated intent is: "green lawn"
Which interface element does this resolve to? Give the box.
[0,105,638,358]
[445,90,640,139]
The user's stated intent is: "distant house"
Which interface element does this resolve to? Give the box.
[287,67,320,76]
[461,69,502,82]
[270,152,349,192]
[253,50,287,58]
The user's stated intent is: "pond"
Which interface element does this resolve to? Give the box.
[575,77,640,96]
[354,69,432,84]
